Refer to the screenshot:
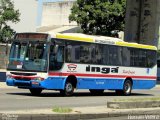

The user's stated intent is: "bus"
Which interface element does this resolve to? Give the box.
[6,32,157,96]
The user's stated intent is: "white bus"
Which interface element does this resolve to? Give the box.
[6,32,157,96]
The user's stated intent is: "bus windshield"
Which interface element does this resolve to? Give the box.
[8,41,49,72]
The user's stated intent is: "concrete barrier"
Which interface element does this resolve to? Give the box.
[107,101,160,109]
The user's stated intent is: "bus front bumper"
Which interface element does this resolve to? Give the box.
[6,79,44,89]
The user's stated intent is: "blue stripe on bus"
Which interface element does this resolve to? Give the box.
[41,77,156,90]
[6,77,156,90]
[132,80,156,89]
[76,78,124,89]
[41,77,66,89]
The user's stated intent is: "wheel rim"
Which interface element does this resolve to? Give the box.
[124,81,131,93]
[66,83,73,93]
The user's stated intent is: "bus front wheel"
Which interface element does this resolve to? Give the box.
[29,88,42,96]
[60,82,74,96]
[116,79,132,96]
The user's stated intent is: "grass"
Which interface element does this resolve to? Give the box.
[52,106,72,113]
[113,97,160,102]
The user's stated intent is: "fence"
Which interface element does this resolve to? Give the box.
[0,44,10,69]
[0,44,10,82]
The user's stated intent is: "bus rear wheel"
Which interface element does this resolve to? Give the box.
[116,79,132,96]
[60,82,74,96]
[29,88,42,96]
[89,89,104,95]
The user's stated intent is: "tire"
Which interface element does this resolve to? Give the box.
[116,80,132,96]
[29,88,42,96]
[89,89,104,95]
[60,82,74,96]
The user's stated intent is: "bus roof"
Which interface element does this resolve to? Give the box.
[14,32,157,51]
[55,33,157,51]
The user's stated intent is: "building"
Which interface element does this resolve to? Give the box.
[9,0,77,33]
[37,0,77,33]
[9,0,38,32]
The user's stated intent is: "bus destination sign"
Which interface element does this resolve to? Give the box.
[15,33,48,40]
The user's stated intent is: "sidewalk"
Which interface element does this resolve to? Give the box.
[1,106,160,120]
[0,82,16,89]
[1,82,160,119]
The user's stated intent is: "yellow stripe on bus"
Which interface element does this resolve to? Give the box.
[56,33,94,42]
[116,41,157,50]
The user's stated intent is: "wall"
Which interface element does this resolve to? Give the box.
[41,1,76,27]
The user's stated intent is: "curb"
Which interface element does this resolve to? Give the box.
[107,101,160,109]
[1,108,160,120]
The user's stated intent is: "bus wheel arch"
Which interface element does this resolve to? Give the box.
[116,77,133,96]
[60,75,77,96]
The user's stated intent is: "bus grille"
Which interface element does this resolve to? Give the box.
[15,82,31,87]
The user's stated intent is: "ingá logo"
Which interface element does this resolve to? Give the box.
[67,64,77,71]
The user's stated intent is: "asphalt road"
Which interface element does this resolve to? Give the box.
[1,87,160,111]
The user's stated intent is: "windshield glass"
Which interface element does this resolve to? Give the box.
[8,41,49,72]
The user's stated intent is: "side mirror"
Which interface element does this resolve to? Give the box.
[54,44,59,54]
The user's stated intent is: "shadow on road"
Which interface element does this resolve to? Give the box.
[6,91,154,97]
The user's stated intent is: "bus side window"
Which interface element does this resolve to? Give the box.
[56,46,64,63]
[49,45,64,71]
[49,45,55,70]
[147,50,156,68]
[108,46,122,66]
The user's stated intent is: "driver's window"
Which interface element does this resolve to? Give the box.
[49,45,64,71]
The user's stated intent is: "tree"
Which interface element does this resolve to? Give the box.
[69,0,126,36]
[0,0,20,42]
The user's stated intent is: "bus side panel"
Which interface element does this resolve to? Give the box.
[40,77,66,89]
[77,78,124,89]
[132,80,156,89]
[76,78,156,90]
